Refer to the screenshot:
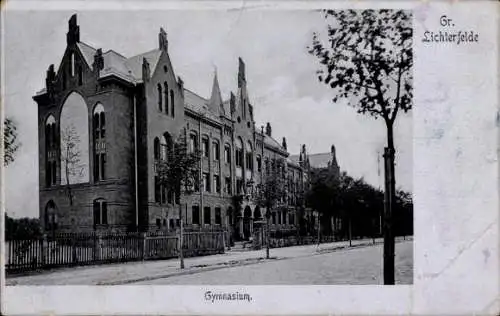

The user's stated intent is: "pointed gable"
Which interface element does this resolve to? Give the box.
[208,70,223,115]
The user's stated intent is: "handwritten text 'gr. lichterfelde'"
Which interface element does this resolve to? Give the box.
[422,15,479,45]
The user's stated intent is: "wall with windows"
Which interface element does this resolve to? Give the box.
[36,40,137,232]
[143,48,186,228]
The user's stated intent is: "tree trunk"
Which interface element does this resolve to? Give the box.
[179,203,185,269]
[266,214,270,259]
[383,121,396,285]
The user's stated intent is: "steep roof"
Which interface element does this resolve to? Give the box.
[76,41,162,83]
[100,50,138,83]
[290,152,333,169]
[76,42,97,70]
[184,88,222,123]
[124,49,162,80]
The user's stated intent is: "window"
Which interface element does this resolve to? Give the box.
[157,84,162,112]
[45,115,57,187]
[193,173,200,192]
[93,104,106,181]
[213,141,220,161]
[156,218,161,228]
[154,137,161,161]
[164,82,169,115]
[203,207,211,225]
[70,52,75,77]
[213,175,220,193]
[161,133,172,161]
[93,199,108,226]
[155,176,161,203]
[246,141,253,171]
[246,153,253,170]
[169,218,175,229]
[272,212,276,225]
[189,133,198,153]
[203,173,210,192]
[224,144,231,164]
[236,179,243,194]
[289,213,295,225]
[225,177,232,195]
[167,189,174,204]
[202,137,209,158]
[235,138,243,167]
[215,207,222,225]
[170,90,175,117]
[192,206,200,224]
[257,156,262,172]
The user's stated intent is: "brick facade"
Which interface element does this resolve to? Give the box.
[34,15,318,238]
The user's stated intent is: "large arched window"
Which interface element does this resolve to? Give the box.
[170,90,175,117]
[60,92,89,184]
[164,82,169,115]
[93,198,108,226]
[157,84,163,112]
[45,115,57,187]
[93,103,106,182]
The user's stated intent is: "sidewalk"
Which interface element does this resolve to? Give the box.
[6,236,412,286]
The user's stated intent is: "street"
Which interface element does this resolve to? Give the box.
[133,241,413,285]
[6,238,412,285]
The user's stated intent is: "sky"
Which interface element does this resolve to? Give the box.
[4,10,412,218]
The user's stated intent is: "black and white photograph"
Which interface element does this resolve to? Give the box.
[1,1,499,315]
[4,8,413,286]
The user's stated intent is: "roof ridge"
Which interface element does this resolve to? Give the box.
[103,49,127,59]
[126,48,161,61]
[184,88,208,102]
[78,41,97,51]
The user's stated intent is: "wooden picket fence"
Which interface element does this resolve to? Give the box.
[5,231,225,274]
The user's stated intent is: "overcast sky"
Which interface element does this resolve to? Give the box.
[4,10,412,218]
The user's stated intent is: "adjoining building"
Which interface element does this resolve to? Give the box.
[34,15,334,240]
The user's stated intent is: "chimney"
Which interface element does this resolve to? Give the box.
[265,122,272,137]
[159,27,168,51]
[142,57,150,82]
[177,76,184,97]
[93,48,104,72]
[46,64,55,94]
[238,57,246,88]
[66,14,80,45]
[282,137,287,151]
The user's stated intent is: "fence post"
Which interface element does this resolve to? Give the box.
[41,234,47,268]
[72,235,78,265]
[141,232,147,261]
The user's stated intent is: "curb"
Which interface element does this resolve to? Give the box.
[98,256,283,285]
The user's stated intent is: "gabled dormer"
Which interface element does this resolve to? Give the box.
[57,15,95,93]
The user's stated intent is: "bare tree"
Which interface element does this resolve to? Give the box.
[156,129,200,269]
[255,158,287,259]
[309,9,412,284]
[4,118,20,166]
[60,124,83,206]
